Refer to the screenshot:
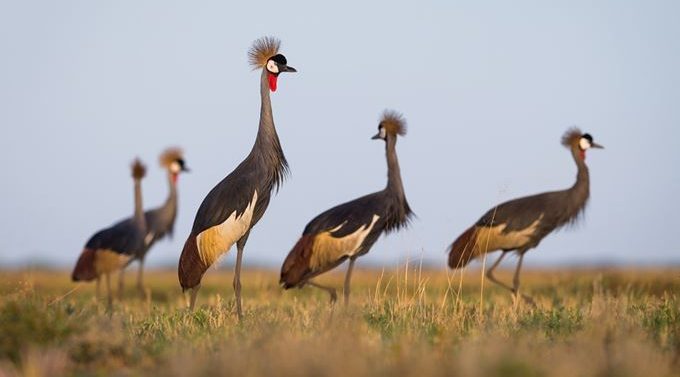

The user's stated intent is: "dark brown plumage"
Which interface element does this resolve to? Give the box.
[448,128,603,303]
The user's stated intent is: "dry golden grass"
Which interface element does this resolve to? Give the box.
[0,264,678,377]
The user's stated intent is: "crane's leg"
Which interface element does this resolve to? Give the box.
[233,234,250,320]
[512,251,535,306]
[188,284,201,311]
[308,280,337,304]
[137,256,146,297]
[117,268,125,300]
[485,251,515,293]
[343,258,357,306]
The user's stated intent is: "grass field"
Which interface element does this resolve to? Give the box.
[0,264,678,377]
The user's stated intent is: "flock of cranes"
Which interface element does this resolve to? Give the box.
[71,37,603,314]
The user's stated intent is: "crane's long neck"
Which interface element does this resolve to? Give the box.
[249,69,288,187]
[162,171,178,216]
[568,145,590,207]
[133,179,146,230]
[385,136,405,199]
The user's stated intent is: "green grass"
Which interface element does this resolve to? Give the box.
[0,266,678,376]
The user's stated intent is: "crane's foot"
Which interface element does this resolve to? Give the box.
[329,289,338,304]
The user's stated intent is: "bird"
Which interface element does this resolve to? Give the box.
[72,159,148,309]
[118,148,189,296]
[178,36,296,318]
[280,110,413,306]
[447,128,603,303]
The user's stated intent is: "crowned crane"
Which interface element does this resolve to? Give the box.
[280,110,413,305]
[178,37,296,318]
[72,159,147,308]
[448,128,603,303]
[118,148,189,296]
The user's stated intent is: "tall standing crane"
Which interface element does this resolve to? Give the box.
[72,159,147,309]
[119,148,189,296]
[448,128,603,303]
[280,110,413,305]
[178,37,296,318]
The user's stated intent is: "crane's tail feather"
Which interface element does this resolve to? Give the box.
[72,248,98,282]
[178,233,208,291]
[447,226,480,269]
[280,235,315,289]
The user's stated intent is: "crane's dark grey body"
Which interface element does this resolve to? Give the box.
[72,160,147,308]
[280,113,412,305]
[448,129,602,302]
[178,42,295,317]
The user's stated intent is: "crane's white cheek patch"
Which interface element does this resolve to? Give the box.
[471,215,543,256]
[579,138,591,150]
[94,249,132,274]
[309,215,380,269]
[266,60,279,73]
[196,191,258,267]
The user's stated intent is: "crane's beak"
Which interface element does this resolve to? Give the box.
[591,142,604,149]
[182,166,191,173]
[281,65,297,73]
[371,133,381,140]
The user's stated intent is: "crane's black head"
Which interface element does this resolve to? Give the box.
[578,133,604,150]
[265,54,296,92]
[248,37,297,92]
[562,128,604,160]
[159,147,189,184]
[372,110,407,141]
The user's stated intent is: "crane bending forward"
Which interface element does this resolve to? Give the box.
[448,128,603,303]
[178,37,296,318]
[280,110,413,305]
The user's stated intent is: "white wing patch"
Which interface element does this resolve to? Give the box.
[196,191,258,267]
[309,214,380,269]
[144,232,155,246]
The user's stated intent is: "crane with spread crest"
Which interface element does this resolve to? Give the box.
[280,110,413,305]
[447,128,603,303]
[72,159,148,309]
[178,37,296,318]
[119,148,189,296]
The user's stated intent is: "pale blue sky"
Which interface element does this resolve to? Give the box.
[0,0,678,269]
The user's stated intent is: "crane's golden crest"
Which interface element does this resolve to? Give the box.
[131,159,146,180]
[159,147,184,168]
[380,110,407,136]
[196,191,258,267]
[561,127,583,148]
[248,36,281,70]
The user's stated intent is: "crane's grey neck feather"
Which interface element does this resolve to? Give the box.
[133,179,146,231]
[383,135,412,232]
[247,69,289,190]
[153,172,178,234]
[385,136,405,197]
[564,145,590,225]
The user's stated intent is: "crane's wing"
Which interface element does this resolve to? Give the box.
[303,192,384,237]
[476,191,561,232]
[85,218,144,255]
[191,165,259,234]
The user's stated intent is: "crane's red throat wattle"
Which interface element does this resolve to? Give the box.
[172,173,179,184]
[268,73,278,92]
[580,150,586,160]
